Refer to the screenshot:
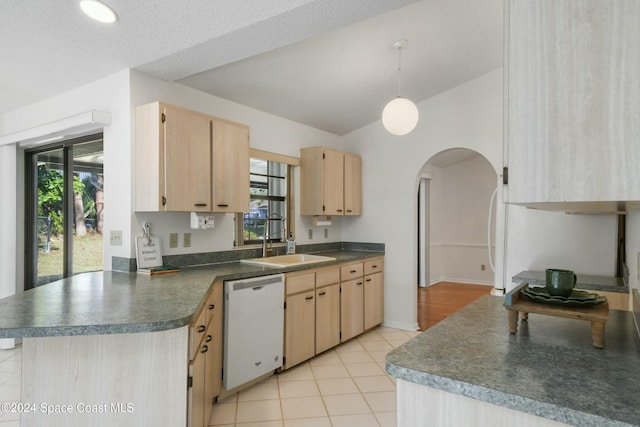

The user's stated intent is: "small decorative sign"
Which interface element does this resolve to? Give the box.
[135,236,163,269]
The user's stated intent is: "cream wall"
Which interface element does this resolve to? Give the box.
[341,69,505,330]
[129,70,345,257]
[1,66,631,333]
[428,155,497,286]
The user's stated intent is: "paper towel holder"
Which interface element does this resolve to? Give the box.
[312,216,332,227]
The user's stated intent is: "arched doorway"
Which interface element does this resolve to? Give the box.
[416,148,497,329]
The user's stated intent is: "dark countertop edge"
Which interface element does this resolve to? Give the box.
[386,361,633,427]
[0,250,384,339]
[0,319,191,339]
[513,271,628,294]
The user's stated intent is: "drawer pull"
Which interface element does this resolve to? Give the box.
[318,291,327,296]
[346,209,352,212]
[357,282,363,286]
[366,278,372,282]
[194,203,207,207]
[197,325,206,333]
[206,335,212,343]
[305,296,314,300]
[337,209,343,212]
[372,265,378,268]
[201,345,208,354]
[350,270,357,274]
[217,204,229,208]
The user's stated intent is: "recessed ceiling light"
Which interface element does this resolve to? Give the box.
[80,0,117,24]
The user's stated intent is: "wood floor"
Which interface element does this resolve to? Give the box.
[418,282,493,331]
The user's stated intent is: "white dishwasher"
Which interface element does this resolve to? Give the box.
[223,274,284,390]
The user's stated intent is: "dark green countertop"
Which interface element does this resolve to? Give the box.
[0,250,382,338]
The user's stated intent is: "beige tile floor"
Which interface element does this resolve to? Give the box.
[0,326,418,427]
[209,326,419,427]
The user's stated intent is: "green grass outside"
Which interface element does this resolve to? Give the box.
[38,232,104,277]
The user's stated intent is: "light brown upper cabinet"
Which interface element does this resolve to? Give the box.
[343,153,362,215]
[134,101,250,213]
[210,119,250,213]
[505,0,640,205]
[300,146,362,216]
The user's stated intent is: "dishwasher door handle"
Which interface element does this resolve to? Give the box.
[253,286,264,291]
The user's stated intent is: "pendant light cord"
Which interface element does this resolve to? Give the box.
[397,45,402,97]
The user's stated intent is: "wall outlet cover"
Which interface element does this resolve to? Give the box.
[169,233,178,248]
[183,233,191,248]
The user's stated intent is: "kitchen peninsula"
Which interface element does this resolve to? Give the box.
[386,295,640,427]
[0,248,382,427]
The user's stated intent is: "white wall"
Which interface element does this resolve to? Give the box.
[504,207,618,290]
[129,70,345,258]
[428,155,497,286]
[2,70,132,273]
[341,69,505,330]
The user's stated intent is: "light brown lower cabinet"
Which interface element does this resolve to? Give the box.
[364,272,384,330]
[315,283,341,354]
[341,277,365,342]
[188,282,223,427]
[284,290,316,369]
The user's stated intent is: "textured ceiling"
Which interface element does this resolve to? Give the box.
[0,0,502,136]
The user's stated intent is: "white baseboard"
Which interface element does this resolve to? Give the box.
[382,320,419,332]
[429,277,494,287]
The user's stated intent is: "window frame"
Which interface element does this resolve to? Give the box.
[235,149,298,247]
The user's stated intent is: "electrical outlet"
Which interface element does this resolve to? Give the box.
[169,233,178,248]
[109,230,122,246]
[481,264,486,271]
[324,228,329,239]
[308,229,313,240]
[183,233,191,248]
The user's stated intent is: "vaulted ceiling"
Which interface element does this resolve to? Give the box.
[1,0,502,135]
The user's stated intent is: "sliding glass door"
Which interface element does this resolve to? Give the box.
[25,135,104,289]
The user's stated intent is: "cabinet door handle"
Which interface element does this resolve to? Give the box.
[337,209,343,212]
[217,204,229,208]
[208,304,215,310]
[201,345,208,354]
[372,265,378,268]
[356,282,363,286]
[194,203,207,207]
[350,270,357,274]
[346,210,352,213]
[365,278,372,282]
[305,296,314,300]
[206,335,212,343]
[318,291,326,296]
[197,325,206,333]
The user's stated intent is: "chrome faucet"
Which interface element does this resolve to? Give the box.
[262,212,284,257]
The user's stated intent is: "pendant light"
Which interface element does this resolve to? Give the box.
[382,40,419,136]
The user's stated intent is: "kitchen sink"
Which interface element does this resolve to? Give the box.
[241,254,336,268]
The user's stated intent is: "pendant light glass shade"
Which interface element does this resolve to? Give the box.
[382,96,419,136]
[383,39,418,136]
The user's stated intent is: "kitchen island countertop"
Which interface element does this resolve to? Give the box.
[0,250,382,338]
[386,295,640,426]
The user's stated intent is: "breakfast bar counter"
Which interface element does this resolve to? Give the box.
[386,295,640,427]
[0,249,383,427]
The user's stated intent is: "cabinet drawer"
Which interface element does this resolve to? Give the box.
[364,257,384,275]
[316,266,340,288]
[189,306,207,361]
[341,262,363,280]
[286,271,315,295]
